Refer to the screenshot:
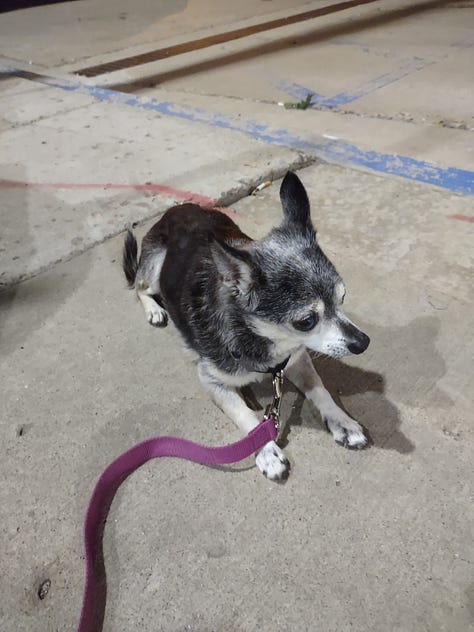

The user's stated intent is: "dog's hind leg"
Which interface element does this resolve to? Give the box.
[286,349,368,449]
[136,249,168,327]
[197,362,290,480]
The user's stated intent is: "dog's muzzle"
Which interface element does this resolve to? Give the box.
[338,317,370,355]
[347,330,370,355]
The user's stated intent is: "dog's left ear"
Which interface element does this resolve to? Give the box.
[280,171,311,227]
[210,238,259,309]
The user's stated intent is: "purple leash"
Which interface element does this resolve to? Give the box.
[77,416,278,632]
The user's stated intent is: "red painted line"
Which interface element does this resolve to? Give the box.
[0,180,216,207]
[450,214,474,223]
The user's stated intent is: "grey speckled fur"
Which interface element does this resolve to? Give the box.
[123,171,368,379]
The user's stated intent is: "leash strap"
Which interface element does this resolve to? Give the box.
[77,417,277,632]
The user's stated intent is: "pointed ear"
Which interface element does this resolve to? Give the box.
[210,238,259,309]
[280,171,311,226]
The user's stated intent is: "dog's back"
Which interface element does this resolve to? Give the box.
[122,204,269,371]
[143,204,252,250]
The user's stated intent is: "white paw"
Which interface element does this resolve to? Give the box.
[147,306,168,327]
[323,412,368,449]
[255,441,290,480]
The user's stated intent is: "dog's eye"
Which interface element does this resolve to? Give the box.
[292,313,318,332]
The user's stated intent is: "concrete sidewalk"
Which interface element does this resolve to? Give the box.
[2,0,473,287]
[1,1,473,631]
[1,163,473,632]
[0,74,311,288]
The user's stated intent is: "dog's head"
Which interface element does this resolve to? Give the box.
[212,171,369,359]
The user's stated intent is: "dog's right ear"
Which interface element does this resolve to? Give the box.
[280,171,311,227]
[210,238,259,309]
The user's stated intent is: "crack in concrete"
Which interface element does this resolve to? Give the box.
[143,87,474,133]
[311,104,474,132]
[1,103,93,130]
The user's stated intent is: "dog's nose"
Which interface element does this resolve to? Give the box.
[347,332,370,355]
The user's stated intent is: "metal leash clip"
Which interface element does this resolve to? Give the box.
[264,369,284,441]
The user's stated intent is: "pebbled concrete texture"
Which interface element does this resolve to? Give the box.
[2,0,473,287]
[0,0,316,68]
[0,76,312,288]
[1,164,473,632]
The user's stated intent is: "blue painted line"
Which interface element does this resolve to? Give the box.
[2,68,473,195]
[323,58,430,107]
[278,57,431,108]
[312,141,474,195]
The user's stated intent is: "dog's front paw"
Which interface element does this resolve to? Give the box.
[256,441,290,480]
[323,413,368,449]
[147,306,168,327]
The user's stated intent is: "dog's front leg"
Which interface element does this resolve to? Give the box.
[198,363,289,480]
[286,349,368,449]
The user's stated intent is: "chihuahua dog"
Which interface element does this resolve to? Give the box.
[123,171,369,480]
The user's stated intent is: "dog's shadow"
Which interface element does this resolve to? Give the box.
[243,358,414,455]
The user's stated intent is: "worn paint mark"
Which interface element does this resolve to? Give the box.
[449,214,474,223]
[0,179,238,215]
[0,179,216,205]
[2,68,473,195]
[278,57,431,108]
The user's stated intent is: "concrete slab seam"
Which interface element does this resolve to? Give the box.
[2,68,474,196]
[277,56,433,108]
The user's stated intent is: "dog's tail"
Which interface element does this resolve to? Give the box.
[122,228,138,287]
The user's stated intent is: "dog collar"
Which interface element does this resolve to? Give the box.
[266,355,291,377]
[250,355,290,377]
[229,349,291,377]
